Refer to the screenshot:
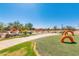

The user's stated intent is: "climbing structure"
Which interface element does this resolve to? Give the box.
[61,30,75,43]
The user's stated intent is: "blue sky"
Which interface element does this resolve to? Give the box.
[0,3,79,28]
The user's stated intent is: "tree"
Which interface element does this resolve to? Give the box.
[0,22,5,32]
[47,28,50,33]
[61,24,64,30]
[8,21,23,30]
[65,26,76,30]
[53,26,58,33]
[25,23,33,30]
[53,26,58,30]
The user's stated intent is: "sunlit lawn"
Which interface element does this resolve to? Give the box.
[0,41,36,56]
[0,34,79,56]
[35,34,79,56]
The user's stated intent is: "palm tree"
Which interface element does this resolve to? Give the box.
[0,22,4,32]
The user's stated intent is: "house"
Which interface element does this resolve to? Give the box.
[8,27,20,36]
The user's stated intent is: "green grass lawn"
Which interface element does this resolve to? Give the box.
[0,41,36,56]
[35,34,79,56]
[0,34,79,56]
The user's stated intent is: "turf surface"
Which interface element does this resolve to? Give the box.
[35,34,79,56]
[0,41,36,56]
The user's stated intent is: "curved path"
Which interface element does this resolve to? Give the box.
[0,33,59,50]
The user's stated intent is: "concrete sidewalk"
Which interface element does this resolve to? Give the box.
[0,33,59,50]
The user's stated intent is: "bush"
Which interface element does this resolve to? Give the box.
[5,34,11,38]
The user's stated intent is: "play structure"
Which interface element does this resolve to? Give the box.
[62,30,74,36]
[61,30,75,43]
